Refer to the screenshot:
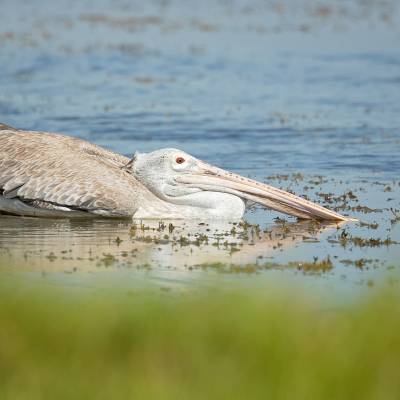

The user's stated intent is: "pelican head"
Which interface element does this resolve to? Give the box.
[131,148,350,221]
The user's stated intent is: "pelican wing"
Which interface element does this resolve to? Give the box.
[0,126,143,217]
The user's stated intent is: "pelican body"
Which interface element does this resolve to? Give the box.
[0,123,351,221]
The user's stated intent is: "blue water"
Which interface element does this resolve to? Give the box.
[0,0,399,296]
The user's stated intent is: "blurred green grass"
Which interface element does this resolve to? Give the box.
[0,286,399,400]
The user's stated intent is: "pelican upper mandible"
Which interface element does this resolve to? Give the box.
[0,123,352,221]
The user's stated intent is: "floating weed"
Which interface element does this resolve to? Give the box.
[308,176,328,185]
[46,252,57,262]
[238,220,252,231]
[266,174,289,181]
[157,221,166,231]
[293,256,333,273]
[193,257,334,274]
[114,236,123,246]
[350,205,382,214]
[317,190,358,206]
[316,192,334,203]
[292,172,304,181]
[100,253,118,267]
[390,208,400,225]
[178,236,190,247]
[333,230,398,248]
[340,258,376,269]
[338,229,350,246]
[359,221,379,230]
[351,237,398,248]
[194,233,209,246]
[382,238,398,246]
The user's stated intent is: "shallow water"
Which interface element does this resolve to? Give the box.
[0,0,399,297]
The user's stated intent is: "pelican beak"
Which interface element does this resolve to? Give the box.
[175,161,354,221]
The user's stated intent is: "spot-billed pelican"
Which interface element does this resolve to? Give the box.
[0,123,352,221]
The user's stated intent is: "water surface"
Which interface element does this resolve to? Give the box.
[1,0,399,297]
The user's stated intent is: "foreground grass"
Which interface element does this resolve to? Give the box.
[0,287,400,400]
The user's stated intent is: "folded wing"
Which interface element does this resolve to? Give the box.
[0,127,142,217]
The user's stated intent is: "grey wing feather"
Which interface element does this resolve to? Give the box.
[0,128,144,217]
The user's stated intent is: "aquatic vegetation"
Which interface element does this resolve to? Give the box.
[99,253,118,267]
[295,256,333,273]
[114,236,123,245]
[350,205,383,214]
[331,229,398,248]
[45,252,57,262]
[193,256,333,275]
[390,209,400,225]
[340,258,378,269]
[359,221,379,230]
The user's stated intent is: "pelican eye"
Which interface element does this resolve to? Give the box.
[175,157,185,164]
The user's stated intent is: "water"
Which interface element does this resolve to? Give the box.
[0,0,399,297]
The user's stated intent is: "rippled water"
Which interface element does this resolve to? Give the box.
[1,0,399,296]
